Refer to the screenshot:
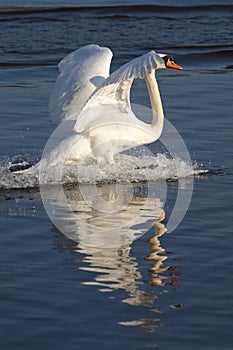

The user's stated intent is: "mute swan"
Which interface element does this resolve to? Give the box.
[46,44,182,165]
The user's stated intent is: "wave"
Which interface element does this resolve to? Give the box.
[0,153,206,189]
[1,3,232,70]
[180,49,233,67]
[0,5,233,69]
[1,48,232,70]
[1,4,233,17]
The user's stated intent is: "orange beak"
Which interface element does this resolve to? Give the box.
[166,58,183,70]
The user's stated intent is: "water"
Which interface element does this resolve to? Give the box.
[0,1,233,349]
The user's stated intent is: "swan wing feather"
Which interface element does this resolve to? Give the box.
[49,44,113,124]
[74,50,164,132]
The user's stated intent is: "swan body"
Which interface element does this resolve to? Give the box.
[47,44,182,165]
[24,45,182,172]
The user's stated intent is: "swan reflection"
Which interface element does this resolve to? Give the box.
[0,182,183,333]
[42,183,166,248]
[79,210,167,305]
[46,183,181,331]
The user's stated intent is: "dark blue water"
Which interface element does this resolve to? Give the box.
[0,1,233,349]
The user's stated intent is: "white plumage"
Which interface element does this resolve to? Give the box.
[23,44,182,171]
[49,45,113,125]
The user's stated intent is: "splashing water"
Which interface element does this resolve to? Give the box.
[0,152,207,190]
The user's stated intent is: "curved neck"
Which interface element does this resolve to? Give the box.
[144,70,164,136]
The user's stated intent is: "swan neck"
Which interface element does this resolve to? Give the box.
[144,71,164,133]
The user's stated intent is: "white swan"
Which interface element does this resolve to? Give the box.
[14,44,182,176]
[46,44,182,165]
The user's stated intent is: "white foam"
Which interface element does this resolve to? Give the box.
[0,153,203,189]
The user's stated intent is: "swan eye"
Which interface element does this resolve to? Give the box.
[163,55,169,62]
[167,56,175,65]
[163,55,174,65]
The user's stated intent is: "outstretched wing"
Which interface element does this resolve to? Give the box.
[74,50,165,132]
[49,44,113,124]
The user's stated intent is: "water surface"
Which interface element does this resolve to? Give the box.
[0,2,233,349]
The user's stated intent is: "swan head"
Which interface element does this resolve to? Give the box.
[158,53,183,70]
